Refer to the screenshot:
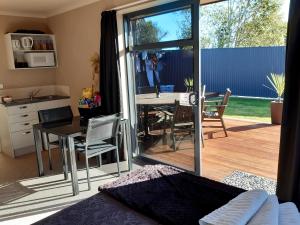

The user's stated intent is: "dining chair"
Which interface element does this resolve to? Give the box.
[137,86,169,135]
[200,84,206,147]
[163,100,194,151]
[38,106,73,170]
[201,84,206,97]
[202,88,232,137]
[74,114,121,190]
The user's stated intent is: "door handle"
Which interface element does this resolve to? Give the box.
[189,92,198,106]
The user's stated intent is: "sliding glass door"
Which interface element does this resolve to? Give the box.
[124,0,201,174]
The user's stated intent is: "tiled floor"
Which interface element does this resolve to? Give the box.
[0,149,138,224]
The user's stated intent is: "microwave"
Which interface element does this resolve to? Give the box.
[24,52,55,67]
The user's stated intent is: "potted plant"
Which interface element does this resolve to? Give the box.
[264,73,285,125]
[78,53,101,119]
[184,77,193,92]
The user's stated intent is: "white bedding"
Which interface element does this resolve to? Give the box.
[199,190,300,225]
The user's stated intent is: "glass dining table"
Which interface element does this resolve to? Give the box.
[33,116,132,196]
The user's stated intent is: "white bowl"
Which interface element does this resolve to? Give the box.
[3,97,13,103]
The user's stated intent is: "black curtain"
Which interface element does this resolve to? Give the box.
[277,0,300,207]
[100,10,121,115]
[99,11,122,163]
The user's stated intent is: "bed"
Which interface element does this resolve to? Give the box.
[33,165,245,225]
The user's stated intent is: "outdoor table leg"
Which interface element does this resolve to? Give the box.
[144,105,149,137]
[33,126,44,177]
[68,136,79,196]
[124,119,133,171]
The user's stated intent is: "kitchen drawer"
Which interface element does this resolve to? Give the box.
[36,99,70,111]
[10,120,39,132]
[11,129,34,149]
[7,104,36,115]
[8,112,38,124]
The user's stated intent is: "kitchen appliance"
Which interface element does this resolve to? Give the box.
[11,40,21,50]
[21,37,33,50]
[24,52,55,67]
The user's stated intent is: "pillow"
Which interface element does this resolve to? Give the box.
[199,190,268,225]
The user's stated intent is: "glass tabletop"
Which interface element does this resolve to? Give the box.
[33,116,87,137]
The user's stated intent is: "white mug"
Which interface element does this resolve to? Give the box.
[21,37,33,50]
[11,40,21,50]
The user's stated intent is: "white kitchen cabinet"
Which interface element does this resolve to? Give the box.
[11,130,35,156]
[0,98,70,158]
[7,104,36,115]
[8,112,38,124]
[10,120,38,133]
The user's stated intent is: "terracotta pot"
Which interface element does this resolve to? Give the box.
[271,101,283,125]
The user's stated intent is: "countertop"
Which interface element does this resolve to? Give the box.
[1,95,70,107]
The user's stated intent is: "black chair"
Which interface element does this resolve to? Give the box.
[38,106,73,170]
[74,114,121,190]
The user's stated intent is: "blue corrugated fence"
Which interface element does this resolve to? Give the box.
[157,46,286,98]
[201,47,286,98]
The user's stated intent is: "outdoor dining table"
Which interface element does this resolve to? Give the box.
[136,92,219,137]
[33,116,132,196]
[135,92,219,105]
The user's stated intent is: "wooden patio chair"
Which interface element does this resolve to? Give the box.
[137,86,171,135]
[163,100,194,151]
[202,88,231,137]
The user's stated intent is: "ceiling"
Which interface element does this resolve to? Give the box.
[0,0,100,18]
[0,0,223,18]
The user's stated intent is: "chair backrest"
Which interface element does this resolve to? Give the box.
[200,96,205,114]
[86,113,121,146]
[217,88,231,116]
[222,88,232,106]
[173,100,194,124]
[38,106,73,124]
[201,84,206,98]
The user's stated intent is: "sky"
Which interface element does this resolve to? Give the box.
[145,0,290,42]
[281,0,290,21]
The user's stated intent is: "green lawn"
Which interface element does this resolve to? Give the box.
[223,97,271,123]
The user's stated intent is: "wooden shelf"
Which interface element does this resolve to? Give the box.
[13,50,55,53]
[13,66,58,70]
[8,32,53,36]
[4,33,58,70]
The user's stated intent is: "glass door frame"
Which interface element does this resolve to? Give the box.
[121,0,201,175]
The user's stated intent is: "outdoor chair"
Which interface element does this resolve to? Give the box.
[202,88,232,137]
[163,100,194,151]
[74,114,121,190]
[137,86,170,135]
[38,106,73,170]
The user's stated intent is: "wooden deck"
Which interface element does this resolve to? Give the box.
[143,118,281,182]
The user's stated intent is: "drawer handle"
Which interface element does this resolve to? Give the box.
[19,106,28,109]
[21,115,29,117]
[23,131,31,135]
[23,123,30,126]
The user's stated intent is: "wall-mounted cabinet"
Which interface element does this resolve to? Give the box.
[4,33,58,70]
